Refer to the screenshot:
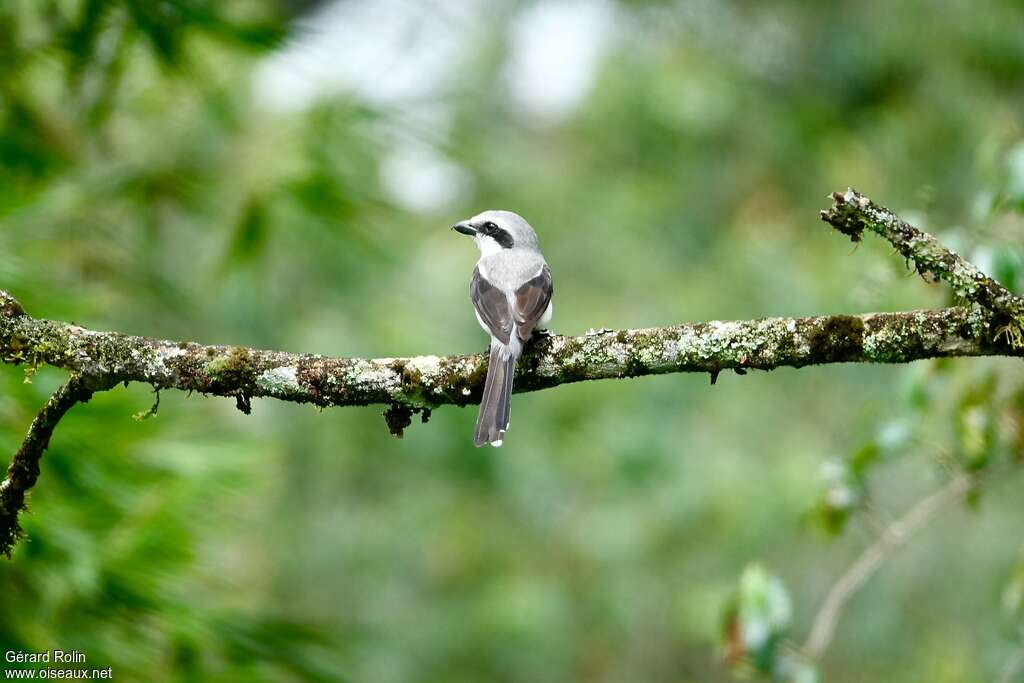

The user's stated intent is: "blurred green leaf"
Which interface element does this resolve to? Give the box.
[224,196,270,267]
[954,373,999,472]
[722,563,793,676]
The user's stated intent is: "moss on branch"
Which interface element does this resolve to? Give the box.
[0,293,1016,416]
[821,189,1024,337]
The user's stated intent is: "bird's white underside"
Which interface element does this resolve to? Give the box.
[474,233,506,259]
[539,300,553,327]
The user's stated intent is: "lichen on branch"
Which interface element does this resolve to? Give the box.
[0,295,1015,416]
[821,189,1024,339]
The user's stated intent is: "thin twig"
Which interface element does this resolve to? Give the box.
[0,376,102,556]
[997,646,1024,683]
[802,475,973,661]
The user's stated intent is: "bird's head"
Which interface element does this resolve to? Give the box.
[452,210,539,256]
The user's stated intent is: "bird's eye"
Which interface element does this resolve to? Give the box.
[483,221,498,233]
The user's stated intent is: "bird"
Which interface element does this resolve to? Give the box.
[452,211,553,447]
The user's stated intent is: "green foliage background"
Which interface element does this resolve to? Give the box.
[2,1,1024,681]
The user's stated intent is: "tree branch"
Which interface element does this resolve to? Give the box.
[0,376,106,557]
[821,189,1024,331]
[802,474,973,662]
[2,190,1018,420]
[1,189,1022,556]
[0,296,1016,416]
[997,646,1024,683]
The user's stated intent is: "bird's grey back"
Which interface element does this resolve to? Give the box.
[479,249,547,292]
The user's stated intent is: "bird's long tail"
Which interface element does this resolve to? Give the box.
[474,342,517,447]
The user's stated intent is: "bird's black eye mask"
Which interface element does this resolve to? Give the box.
[479,221,515,249]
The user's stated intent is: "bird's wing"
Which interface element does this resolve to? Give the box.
[471,266,513,345]
[513,265,553,342]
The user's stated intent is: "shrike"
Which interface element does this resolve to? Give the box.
[452,211,553,447]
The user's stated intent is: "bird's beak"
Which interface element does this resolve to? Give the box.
[452,221,476,236]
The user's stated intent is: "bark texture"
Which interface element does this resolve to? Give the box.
[0,297,1014,412]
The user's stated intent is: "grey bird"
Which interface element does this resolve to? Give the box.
[452,211,553,447]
